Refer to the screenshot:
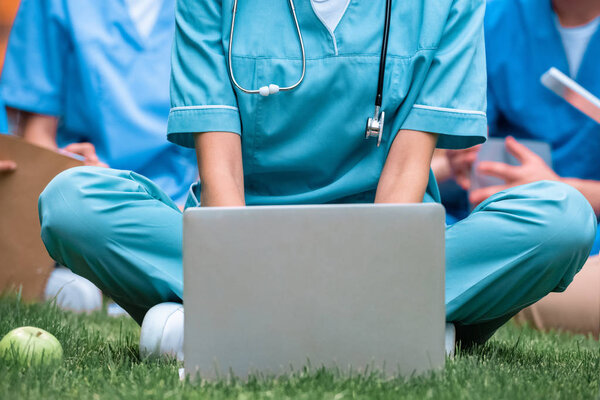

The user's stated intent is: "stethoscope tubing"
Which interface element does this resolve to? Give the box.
[228,0,306,94]
[376,0,393,108]
[228,0,392,147]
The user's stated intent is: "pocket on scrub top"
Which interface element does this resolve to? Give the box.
[245,56,380,191]
[229,55,261,174]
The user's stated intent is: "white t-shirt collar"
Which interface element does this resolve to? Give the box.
[555,15,600,78]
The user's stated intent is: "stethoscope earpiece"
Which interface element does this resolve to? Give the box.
[258,84,281,97]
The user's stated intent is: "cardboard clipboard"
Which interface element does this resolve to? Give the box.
[0,135,83,300]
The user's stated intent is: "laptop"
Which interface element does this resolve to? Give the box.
[183,203,445,379]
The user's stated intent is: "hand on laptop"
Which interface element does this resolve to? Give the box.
[0,160,17,172]
[469,137,559,205]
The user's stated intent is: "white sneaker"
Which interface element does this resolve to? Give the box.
[445,322,456,358]
[139,302,184,361]
[44,267,103,313]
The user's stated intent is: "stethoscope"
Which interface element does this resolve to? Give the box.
[228,0,393,147]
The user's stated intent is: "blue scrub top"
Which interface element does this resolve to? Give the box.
[0,101,7,133]
[486,0,600,180]
[0,0,198,204]
[168,0,488,206]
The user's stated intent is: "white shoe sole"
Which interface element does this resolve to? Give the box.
[445,322,456,358]
[44,267,102,313]
[139,302,184,361]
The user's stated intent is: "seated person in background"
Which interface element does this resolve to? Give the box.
[0,0,198,312]
[445,0,600,338]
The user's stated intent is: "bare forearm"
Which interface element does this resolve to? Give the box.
[9,110,58,149]
[562,177,600,216]
[194,131,245,207]
[375,129,438,203]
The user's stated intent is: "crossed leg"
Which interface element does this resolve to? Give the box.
[39,167,596,341]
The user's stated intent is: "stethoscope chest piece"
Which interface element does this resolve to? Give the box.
[364,0,392,148]
[365,106,384,147]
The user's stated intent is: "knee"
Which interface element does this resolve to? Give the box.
[39,167,105,254]
[526,181,596,288]
[497,181,595,248]
[538,181,596,256]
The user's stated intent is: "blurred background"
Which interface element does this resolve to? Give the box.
[0,1,19,69]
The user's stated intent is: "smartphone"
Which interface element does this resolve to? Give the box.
[541,67,600,124]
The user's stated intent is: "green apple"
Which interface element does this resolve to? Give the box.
[0,327,63,366]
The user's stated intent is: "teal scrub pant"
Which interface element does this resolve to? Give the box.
[38,167,596,343]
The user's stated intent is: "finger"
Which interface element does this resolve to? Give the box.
[84,160,109,168]
[460,150,478,165]
[455,174,471,191]
[452,151,472,165]
[469,143,482,154]
[0,160,17,172]
[477,161,520,182]
[449,145,479,160]
[448,149,478,177]
[64,142,98,159]
[469,184,510,206]
[505,136,536,164]
[63,142,99,161]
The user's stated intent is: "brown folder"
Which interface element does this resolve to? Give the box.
[0,135,83,300]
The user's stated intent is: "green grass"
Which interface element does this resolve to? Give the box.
[0,294,598,400]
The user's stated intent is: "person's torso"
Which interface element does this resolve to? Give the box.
[223,0,461,205]
[485,0,600,180]
[58,0,197,203]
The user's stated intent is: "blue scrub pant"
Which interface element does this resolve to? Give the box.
[38,167,596,343]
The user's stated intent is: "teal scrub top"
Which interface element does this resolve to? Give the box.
[0,0,198,204]
[167,0,488,205]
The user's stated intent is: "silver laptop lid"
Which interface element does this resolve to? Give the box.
[183,203,445,378]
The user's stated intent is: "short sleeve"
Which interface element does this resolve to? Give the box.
[167,0,242,148]
[0,0,70,116]
[401,0,487,150]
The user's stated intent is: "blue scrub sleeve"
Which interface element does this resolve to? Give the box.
[0,0,69,116]
[167,0,242,149]
[0,101,8,134]
[486,78,501,136]
[401,0,487,150]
